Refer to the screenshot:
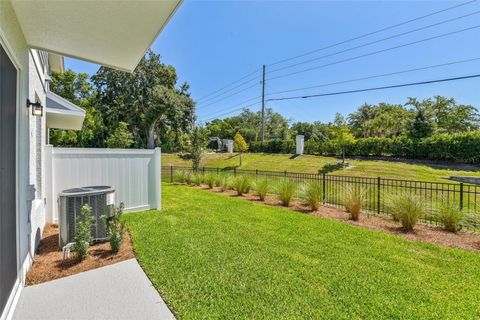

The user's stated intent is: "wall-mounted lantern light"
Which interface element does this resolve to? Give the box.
[27,99,43,117]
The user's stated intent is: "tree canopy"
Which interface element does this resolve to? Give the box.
[50,51,195,150]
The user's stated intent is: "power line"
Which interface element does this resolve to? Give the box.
[266,74,480,102]
[268,0,478,67]
[197,67,261,102]
[196,73,261,106]
[267,25,480,81]
[202,74,480,121]
[199,95,262,118]
[198,59,480,120]
[202,101,263,122]
[196,82,260,110]
[269,10,480,74]
[266,57,480,96]
[196,0,477,107]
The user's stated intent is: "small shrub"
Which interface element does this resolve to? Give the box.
[386,192,423,231]
[192,173,204,186]
[233,175,252,195]
[300,182,322,211]
[74,204,94,261]
[276,179,297,206]
[204,173,217,189]
[219,174,233,192]
[101,203,125,253]
[254,179,270,201]
[437,201,466,233]
[344,185,366,221]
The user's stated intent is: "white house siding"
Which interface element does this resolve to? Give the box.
[28,49,48,264]
[0,3,48,319]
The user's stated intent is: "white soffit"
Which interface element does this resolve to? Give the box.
[46,91,85,130]
[11,0,182,72]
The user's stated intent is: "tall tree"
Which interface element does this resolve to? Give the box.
[91,50,195,149]
[49,69,105,147]
[106,122,134,148]
[406,96,479,134]
[408,107,435,139]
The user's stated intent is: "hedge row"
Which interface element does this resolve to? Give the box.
[249,132,480,163]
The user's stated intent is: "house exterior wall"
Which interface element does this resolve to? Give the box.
[0,2,48,319]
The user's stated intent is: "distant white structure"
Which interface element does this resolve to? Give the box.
[296,135,304,155]
[226,140,234,153]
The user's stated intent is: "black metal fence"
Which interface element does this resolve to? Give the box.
[162,165,480,232]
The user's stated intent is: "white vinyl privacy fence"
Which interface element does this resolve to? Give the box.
[45,146,161,222]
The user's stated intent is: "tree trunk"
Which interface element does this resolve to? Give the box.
[342,146,345,166]
[240,152,242,166]
[147,123,155,149]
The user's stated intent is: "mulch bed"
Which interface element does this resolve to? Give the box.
[194,185,480,253]
[26,224,135,286]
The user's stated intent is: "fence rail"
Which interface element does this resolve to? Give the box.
[162,165,480,232]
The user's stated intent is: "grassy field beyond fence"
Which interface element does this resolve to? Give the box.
[162,153,480,183]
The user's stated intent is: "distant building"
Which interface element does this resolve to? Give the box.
[208,137,234,153]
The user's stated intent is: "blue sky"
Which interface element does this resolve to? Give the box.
[65,0,480,124]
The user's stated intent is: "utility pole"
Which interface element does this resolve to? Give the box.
[261,64,266,142]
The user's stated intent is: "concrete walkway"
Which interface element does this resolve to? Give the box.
[13,259,175,320]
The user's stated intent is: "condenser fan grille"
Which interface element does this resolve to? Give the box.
[59,186,115,248]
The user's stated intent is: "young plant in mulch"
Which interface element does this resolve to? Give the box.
[385,192,424,231]
[254,179,270,201]
[436,201,466,233]
[74,204,94,261]
[204,173,217,189]
[344,185,366,221]
[300,182,322,211]
[233,175,252,196]
[276,179,297,207]
[101,203,125,253]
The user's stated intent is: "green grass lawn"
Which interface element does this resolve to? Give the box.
[125,184,480,319]
[162,152,480,183]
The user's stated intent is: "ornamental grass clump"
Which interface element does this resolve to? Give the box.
[386,192,423,231]
[276,179,297,206]
[300,182,322,211]
[174,170,190,184]
[215,174,223,188]
[184,171,193,185]
[74,204,94,261]
[192,173,204,186]
[254,179,270,201]
[437,201,466,233]
[344,185,366,221]
[219,174,232,192]
[233,175,252,195]
[204,173,217,189]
